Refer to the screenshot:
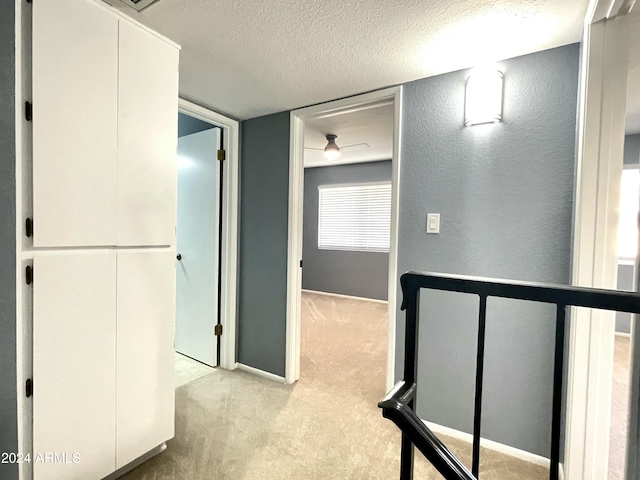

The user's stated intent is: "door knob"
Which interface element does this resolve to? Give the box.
[176,254,182,261]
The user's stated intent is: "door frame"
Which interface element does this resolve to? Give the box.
[565,2,631,478]
[178,98,239,371]
[285,86,403,388]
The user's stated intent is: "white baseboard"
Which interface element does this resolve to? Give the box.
[424,420,562,473]
[302,289,388,304]
[237,363,287,384]
[615,331,631,338]
[103,443,166,480]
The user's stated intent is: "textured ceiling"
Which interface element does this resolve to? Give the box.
[304,103,394,168]
[627,11,640,135]
[105,0,589,120]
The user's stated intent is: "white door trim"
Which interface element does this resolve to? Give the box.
[285,86,403,388]
[565,9,629,480]
[178,98,239,371]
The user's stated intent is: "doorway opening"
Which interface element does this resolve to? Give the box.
[174,99,239,388]
[299,100,395,399]
[608,10,640,478]
[285,87,403,390]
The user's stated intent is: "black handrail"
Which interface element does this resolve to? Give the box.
[380,271,640,480]
[379,380,475,480]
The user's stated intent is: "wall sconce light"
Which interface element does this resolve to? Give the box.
[464,68,503,126]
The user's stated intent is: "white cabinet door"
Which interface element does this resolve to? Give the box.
[33,0,118,247]
[33,253,117,480]
[116,251,176,469]
[117,20,179,247]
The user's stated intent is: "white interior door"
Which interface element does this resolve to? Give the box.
[33,253,116,480]
[116,251,175,469]
[32,0,118,247]
[117,19,179,247]
[176,128,220,367]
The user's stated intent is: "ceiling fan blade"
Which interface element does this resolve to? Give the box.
[304,147,324,151]
[341,143,370,152]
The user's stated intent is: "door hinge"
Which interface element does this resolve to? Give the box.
[217,149,226,161]
[299,260,302,268]
[25,101,32,121]
[26,379,32,398]
[214,324,223,336]
[25,218,33,238]
[26,266,33,285]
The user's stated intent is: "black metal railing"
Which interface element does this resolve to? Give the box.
[379,271,640,480]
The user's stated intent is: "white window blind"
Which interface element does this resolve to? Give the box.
[318,182,392,253]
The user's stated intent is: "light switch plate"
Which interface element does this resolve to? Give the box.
[426,213,440,234]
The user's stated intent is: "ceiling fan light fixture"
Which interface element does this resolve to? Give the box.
[323,134,341,160]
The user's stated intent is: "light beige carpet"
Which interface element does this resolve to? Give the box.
[121,292,548,479]
[174,352,216,388]
[609,335,632,480]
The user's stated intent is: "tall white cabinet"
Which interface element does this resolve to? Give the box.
[116,252,176,469]
[118,21,178,247]
[32,0,119,248]
[33,254,118,480]
[30,1,179,479]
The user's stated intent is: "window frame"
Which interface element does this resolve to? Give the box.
[317,180,392,254]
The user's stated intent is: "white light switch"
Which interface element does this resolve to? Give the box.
[426,213,440,234]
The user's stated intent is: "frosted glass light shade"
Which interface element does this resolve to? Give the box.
[324,149,340,161]
[465,69,503,126]
[323,134,341,160]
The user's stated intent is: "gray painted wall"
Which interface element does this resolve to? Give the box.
[0,0,18,478]
[396,44,580,457]
[178,112,216,138]
[302,161,391,300]
[624,134,640,166]
[237,112,290,376]
[616,263,635,334]
[237,45,579,455]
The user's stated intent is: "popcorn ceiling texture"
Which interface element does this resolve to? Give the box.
[107,0,588,119]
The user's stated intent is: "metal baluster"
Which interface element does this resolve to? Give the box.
[549,304,566,480]
[472,295,488,478]
[401,286,421,480]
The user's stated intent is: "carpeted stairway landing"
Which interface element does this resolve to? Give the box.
[122,292,548,479]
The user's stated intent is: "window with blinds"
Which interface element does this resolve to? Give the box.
[318,182,392,253]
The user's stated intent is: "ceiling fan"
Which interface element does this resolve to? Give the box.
[305,134,370,161]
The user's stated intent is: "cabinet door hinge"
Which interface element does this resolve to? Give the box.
[214,324,223,336]
[217,149,226,162]
[25,218,33,238]
[26,266,33,285]
[25,101,32,121]
[26,379,32,397]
